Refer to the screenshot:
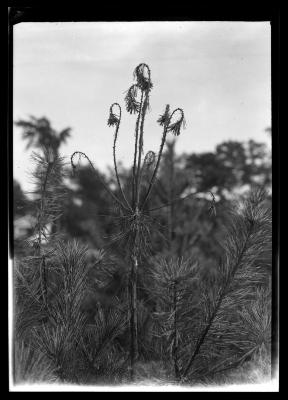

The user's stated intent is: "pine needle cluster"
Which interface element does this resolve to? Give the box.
[28,148,67,251]
[13,149,130,385]
[142,188,272,384]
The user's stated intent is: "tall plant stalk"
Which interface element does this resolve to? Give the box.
[71,63,186,380]
[167,140,176,248]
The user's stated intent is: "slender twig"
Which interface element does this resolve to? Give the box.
[36,160,52,252]
[39,255,48,308]
[71,151,129,212]
[140,127,169,210]
[168,140,175,247]
[147,192,200,212]
[140,108,184,210]
[148,190,217,214]
[132,91,144,208]
[111,103,132,211]
[172,280,180,381]
[208,191,217,216]
[135,92,149,207]
[137,151,156,197]
[95,214,128,219]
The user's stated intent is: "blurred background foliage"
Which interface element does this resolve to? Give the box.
[13,115,271,268]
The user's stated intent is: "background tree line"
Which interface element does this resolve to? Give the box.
[13,115,271,266]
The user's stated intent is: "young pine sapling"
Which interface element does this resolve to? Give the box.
[71,63,188,379]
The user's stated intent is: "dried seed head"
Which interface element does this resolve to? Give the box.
[133,63,153,92]
[124,84,140,114]
[107,103,121,126]
[107,113,119,127]
[168,108,186,136]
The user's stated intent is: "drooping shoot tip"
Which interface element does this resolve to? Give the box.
[167,108,186,136]
[133,63,153,92]
[107,103,121,127]
[124,85,140,114]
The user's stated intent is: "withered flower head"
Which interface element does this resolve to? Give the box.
[107,103,121,126]
[133,63,153,92]
[167,108,186,136]
[124,84,140,114]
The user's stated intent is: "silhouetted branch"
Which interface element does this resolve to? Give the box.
[71,151,129,212]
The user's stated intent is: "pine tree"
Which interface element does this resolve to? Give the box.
[146,187,271,384]
[71,63,186,380]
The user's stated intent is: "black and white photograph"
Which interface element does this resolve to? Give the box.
[9,12,278,392]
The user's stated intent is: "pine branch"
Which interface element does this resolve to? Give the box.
[32,241,89,381]
[181,188,271,381]
[147,191,201,212]
[71,151,129,212]
[140,126,169,210]
[30,148,67,251]
[109,103,132,211]
[135,92,149,207]
[141,107,185,210]
[132,89,144,208]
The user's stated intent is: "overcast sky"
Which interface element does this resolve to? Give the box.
[13,21,271,192]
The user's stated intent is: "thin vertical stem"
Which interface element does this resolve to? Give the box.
[112,106,132,211]
[36,160,51,307]
[172,280,180,381]
[129,248,139,380]
[71,151,129,212]
[135,92,149,207]
[168,140,175,248]
[140,127,168,210]
[141,106,185,211]
[36,162,51,251]
[40,255,48,308]
[132,91,144,208]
